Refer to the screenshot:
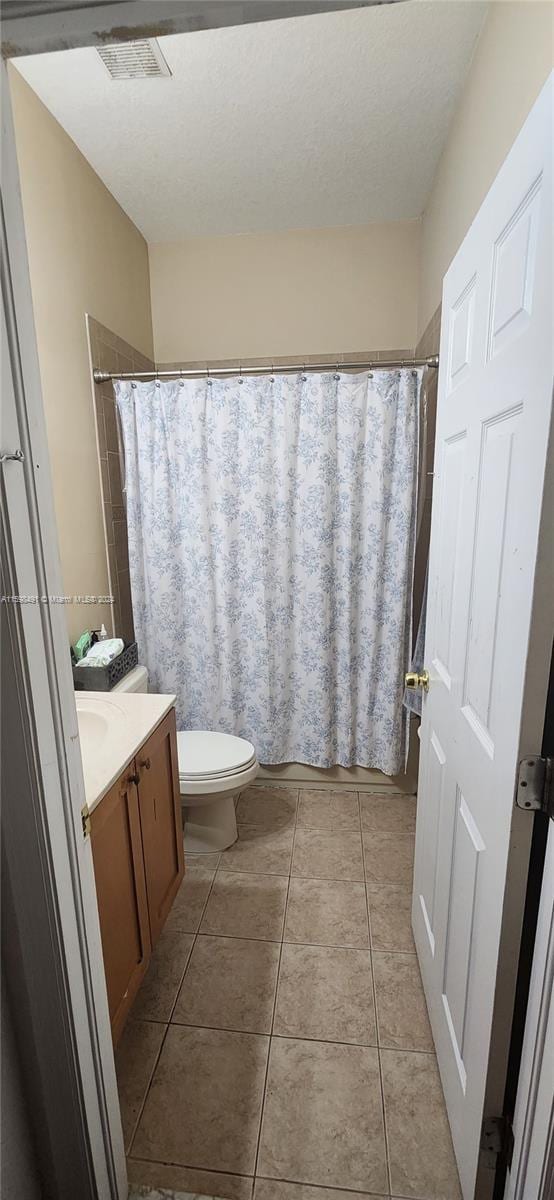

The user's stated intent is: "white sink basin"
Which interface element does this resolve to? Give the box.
[75,694,127,752]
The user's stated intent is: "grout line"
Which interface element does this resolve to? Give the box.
[255,1176,391,1199]
[217,869,366,884]
[251,789,299,1183]
[173,929,285,945]
[169,929,369,950]
[365,870,393,1198]
[126,1019,171,1156]
[127,843,221,1155]
[166,868,219,1024]
[122,1019,170,1154]
[127,1153,254,1183]
[167,1018,380,1051]
[162,1020,271,1041]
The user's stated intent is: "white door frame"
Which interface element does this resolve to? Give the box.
[507,819,554,1199]
[505,631,554,1200]
[1,56,126,1200]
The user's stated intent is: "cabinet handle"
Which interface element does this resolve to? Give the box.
[140,757,151,771]
[128,772,140,787]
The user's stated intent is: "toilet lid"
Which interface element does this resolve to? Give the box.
[177,730,256,781]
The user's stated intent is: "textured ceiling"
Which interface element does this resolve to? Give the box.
[14,2,487,240]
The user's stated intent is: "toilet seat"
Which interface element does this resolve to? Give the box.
[176,730,258,799]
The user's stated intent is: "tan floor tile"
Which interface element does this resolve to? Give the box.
[185,850,221,871]
[132,1024,269,1174]
[220,823,294,875]
[173,935,280,1033]
[285,878,369,948]
[381,1049,462,1199]
[367,885,416,952]
[237,786,298,829]
[164,865,215,933]
[274,943,376,1044]
[296,790,360,831]
[258,1037,387,1192]
[363,831,415,887]
[255,1183,386,1200]
[373,952,433,1051]
[128,1159,253,1200]
[131,929,194,1022]
[292,829,364,881]
[360,792,416,835]
[115,1020,165,1152]
[200,871,288,941]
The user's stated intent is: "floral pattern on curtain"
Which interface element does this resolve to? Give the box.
[116,369,420,773]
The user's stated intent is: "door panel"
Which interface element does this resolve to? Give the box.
[413,75,553,1199]
[418,729,446,955]
[488,177,541,359]
[433,433,466,690]
[137,710,184,944]
[442,791,484,1084]
[90,772,151,1044]
[461,405,522,755]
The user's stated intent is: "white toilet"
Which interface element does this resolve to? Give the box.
[114,665,259,852]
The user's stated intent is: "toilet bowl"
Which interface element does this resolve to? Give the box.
[177,729,258,853]
[113,665,259,852]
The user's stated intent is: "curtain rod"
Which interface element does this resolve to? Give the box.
[93,354,439,384]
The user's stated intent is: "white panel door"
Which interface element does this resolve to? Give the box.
[413,74,553,1200]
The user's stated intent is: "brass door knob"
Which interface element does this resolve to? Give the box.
[405,669,430,692]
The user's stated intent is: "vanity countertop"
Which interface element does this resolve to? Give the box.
[75,690,176,812]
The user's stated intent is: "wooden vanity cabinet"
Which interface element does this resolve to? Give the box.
[90,707,184,1044]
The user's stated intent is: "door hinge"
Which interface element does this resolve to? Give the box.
[81,803,91,840]
[516,757,554,819]
[480,1116,514,1170]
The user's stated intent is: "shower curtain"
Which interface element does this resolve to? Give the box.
[116,369,420,773]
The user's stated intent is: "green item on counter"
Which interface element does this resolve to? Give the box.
[73,631,92,662]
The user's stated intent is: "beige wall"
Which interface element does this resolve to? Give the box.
[418,1,553,337]
[9,68,154,643]
[149,221,420,363]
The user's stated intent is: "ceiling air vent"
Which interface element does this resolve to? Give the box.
[97,39,171,80]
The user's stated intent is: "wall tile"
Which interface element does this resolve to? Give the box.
[87,315,154,645]
[113,519,129,557]
[118,569,134,644]
[104,398,119,452]
[100,457,111,506]
[157,348,416,374]
[107,450,123,505]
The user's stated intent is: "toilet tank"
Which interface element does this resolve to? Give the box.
[112,664,149,693]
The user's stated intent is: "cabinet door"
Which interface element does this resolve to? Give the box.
[90,770,151,1044]
[136,709,185,944]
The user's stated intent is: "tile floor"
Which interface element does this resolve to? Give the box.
[121,785,462,1200]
